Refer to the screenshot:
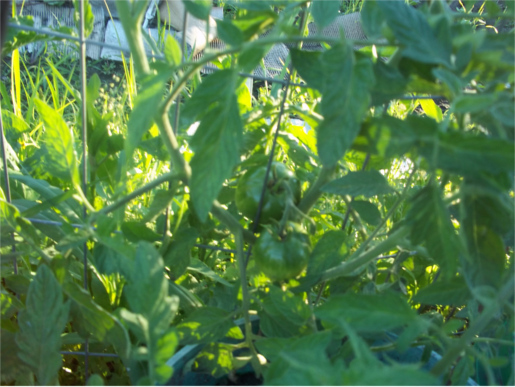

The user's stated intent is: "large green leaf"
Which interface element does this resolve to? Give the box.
[321,170,394,198]
[15,265,70,386]
[291,46,374,167]
[316,292,417,334]
[307,230,346,276]
[125,71,172,160]
[177,306,238,345]
[120,242,179,384]
[262,331,344,385]
[351,200,382,226]
[34,99,80,186]
[311,0,340,30]
[460,189,511,289]
[185,70,243,221]
[124,242,178,330]
[405,184,461,280]
[377,1,452,66]
[73,0,94,38]
[9,173,82,221]
[163,227,199,279]
[419,133,514,176]
[413,276,471,306]
[259,286,311,338]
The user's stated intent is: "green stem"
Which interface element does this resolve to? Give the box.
[430,275,514,377]
[297,165,336,214]
[235,228,262,377]
[319,226,410,282]
[211,201,257,244]
[116,1,150,77]
[153,113,191,183]
[91,172,180,220]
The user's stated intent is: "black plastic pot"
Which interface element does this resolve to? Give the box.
[162,316,478,386]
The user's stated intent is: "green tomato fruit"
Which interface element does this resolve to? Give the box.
[253,228,311,282]
[235,162,301,224]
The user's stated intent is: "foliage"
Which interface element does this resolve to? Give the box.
[1,0,514,385]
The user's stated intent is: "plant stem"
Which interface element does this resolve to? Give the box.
[116,1,150,77]
[211,201,257,244]
[297,165,336,214]
[319,226,409,282]
[235,228,262,377]
[92,172,180,220]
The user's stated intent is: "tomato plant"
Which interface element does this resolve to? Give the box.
[1,0,513,386]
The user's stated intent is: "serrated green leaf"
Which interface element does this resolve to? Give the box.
[74,0,94,38]
[292,44,374,167]
[263,331,341,385]
[121,221,161,242]
[461,193,509,289]
[316,292,416,334]
[163,228,198,279]
[377,1,451,66]
[34,99,80,186]
[454,94,497,113]
[322,170,394,198]
[124,242,178,328]
[9,173,82,221]
[164,35,182,66]
[143,190,175,223]
[405,184,460,280]
[311,0,340,30]
[63,281,126,345]
[216,19,244,46]
[259,286,311,338]
[1,329,31,384]
[126,71,171,160]
[177,306,235,345]
[188,257,232,287]
[413,276,471,306]
[351,200,382,226]
[185,70,243,221]
[15,265,70,386]
[307,230,346,275]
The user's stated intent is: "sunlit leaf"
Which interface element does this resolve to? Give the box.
[34,99,80,186]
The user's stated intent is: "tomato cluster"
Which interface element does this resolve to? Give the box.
[235,163,310,281]
[235,162,301,224]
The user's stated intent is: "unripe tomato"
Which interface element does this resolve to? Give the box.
[235,162,301,224]
[253,228,311,282]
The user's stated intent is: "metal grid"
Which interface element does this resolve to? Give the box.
[0,2,431,383]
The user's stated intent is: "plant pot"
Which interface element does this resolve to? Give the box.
[162,317,478,386]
